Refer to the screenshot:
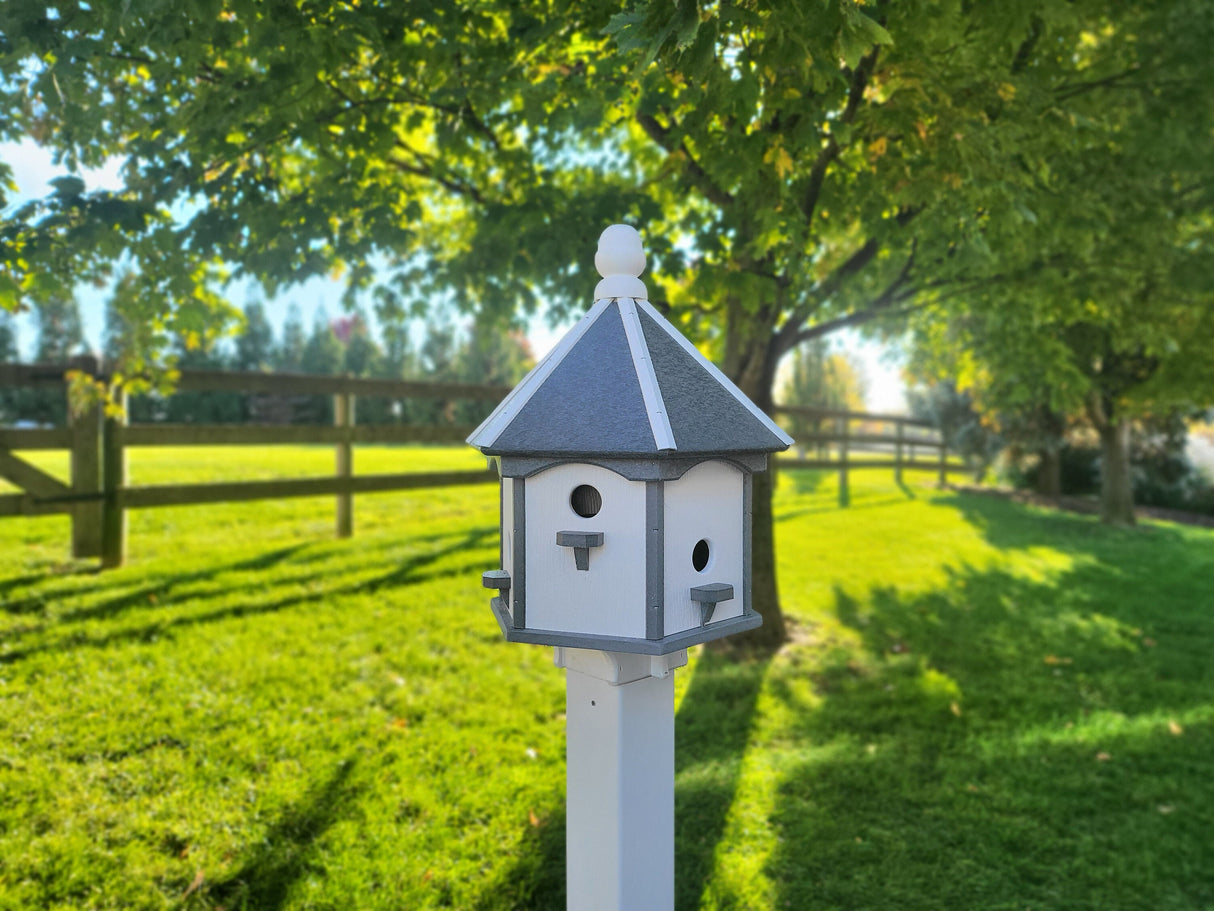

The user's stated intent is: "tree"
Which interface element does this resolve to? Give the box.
[276,305,307,374]
[234,301,276,372]
[907,380,1005,484]
[0,311,18,423]
[904,2,1214,524]
[297,311,345,423]
[20,295,85,426]
[777,339,867,457]
[4,1,1210,639]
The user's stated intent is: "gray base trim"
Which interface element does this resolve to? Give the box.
[489,597,762,655]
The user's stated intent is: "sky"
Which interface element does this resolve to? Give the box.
[2,140,908,412]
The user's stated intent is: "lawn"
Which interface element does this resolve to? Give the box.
[1,449,1211,910]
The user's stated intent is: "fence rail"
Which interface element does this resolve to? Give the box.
[1,362,967,567]
[770,403,971,506]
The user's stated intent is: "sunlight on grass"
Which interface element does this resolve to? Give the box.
[1,455,1212,909]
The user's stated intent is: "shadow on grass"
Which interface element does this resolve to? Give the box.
[781,468,830,496]
[940,488,1191,555]
[203,759,359,911]
[55,543,312,624]
[472,806,567,911]
[675,649,771,910]
[0,527,497,666]
[760,545,1214,909]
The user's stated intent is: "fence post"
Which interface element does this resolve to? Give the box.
[101,388,128,569]
[837,415,850,508]
[894,421,904,487]
[68,355,103,558]
[335,389,355,538]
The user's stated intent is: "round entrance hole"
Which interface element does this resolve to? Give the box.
[570,484,602,518]
[692,538,711,572]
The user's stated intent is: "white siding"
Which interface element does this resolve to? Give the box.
[525,463,647,639]
[663,461,744,635]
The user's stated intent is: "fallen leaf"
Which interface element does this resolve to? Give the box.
[529,809,541,827]
[1043,655,1072,666]
[1096,752,1111,762]
[389,718,408,730]
[1142,637,1157,648]
[1168,719,1184,736]
[950,701,962,717]
[182,869,205,899]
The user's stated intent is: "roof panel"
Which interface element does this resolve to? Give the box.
[470,299,792,457]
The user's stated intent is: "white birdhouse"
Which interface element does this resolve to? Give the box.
[469,225,793,655]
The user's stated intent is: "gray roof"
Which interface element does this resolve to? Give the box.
[468,298,793,458]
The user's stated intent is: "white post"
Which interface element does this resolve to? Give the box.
[555,647,688,911]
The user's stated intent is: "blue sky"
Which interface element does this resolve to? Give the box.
[2,140,907,411]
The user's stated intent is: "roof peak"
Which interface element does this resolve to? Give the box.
[594,224,647,301]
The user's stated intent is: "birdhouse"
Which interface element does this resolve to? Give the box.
[469,225,793,655]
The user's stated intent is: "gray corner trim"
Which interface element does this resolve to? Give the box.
[512,476,526,630]
[467,298,612,449]
[743,472,753,617]
[498,454,767,482]
[491,602,763,655]
[618,297,677,452]
[646,480,664,639]
[634,298,794,448]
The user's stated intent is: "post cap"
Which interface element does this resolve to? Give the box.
[594,224,648,301]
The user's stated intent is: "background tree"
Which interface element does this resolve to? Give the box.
[234,301,276,372]
[18,296,85,426]
[0,311,18,423]
[276,305,307,374]
[906,380,1005,484]
[777,339,867,457]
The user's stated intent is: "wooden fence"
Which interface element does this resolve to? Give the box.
[0,362,966,568]
[771,404,971,507]
[0,359,509,568]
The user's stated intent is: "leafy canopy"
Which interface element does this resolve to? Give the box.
[6,1,1203,384]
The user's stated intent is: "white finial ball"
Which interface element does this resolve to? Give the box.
[595,224,646,279]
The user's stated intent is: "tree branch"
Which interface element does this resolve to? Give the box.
[389,143,486,205]
[777,245,917,357]
[635,113,735,210]
[801,48,880,223]
[1055,67,1141,101]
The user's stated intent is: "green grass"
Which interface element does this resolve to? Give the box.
[1,451,1211,909]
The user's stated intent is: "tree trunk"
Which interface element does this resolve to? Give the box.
[1036,446,1062,499]
[712,306,788,652]
[1098,419,1135,526]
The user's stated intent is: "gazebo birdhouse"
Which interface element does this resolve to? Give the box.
[469,225,792,655]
